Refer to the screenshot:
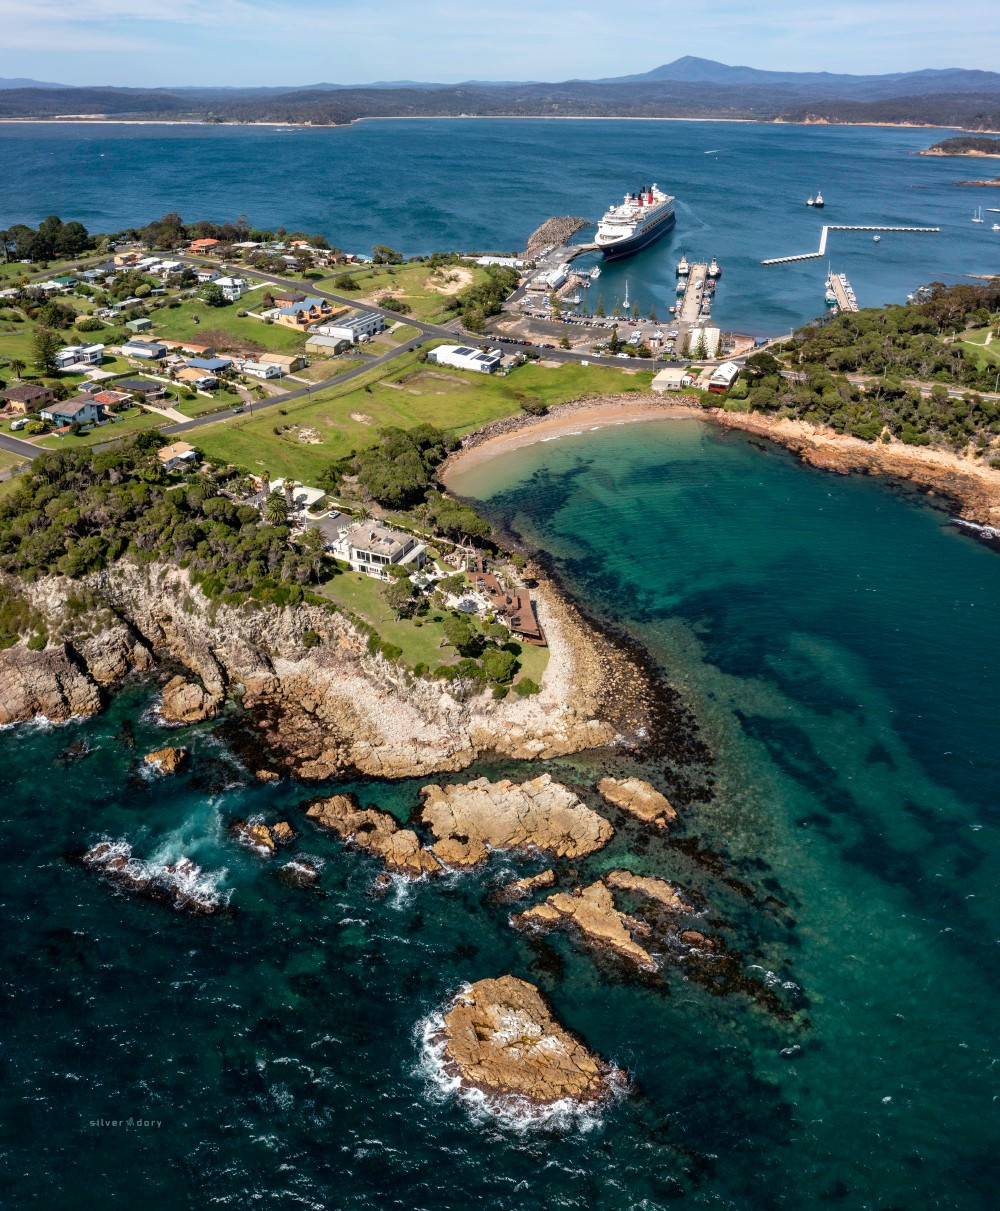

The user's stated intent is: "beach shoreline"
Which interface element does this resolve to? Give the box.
[440,394,1000,532]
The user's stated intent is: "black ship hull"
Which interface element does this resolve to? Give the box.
[599,210,676,261]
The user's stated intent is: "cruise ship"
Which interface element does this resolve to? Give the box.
[595,184,676,260]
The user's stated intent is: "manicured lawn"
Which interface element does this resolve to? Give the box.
[176,391,243,418]
[192,352,653,481]
[36,408,164,450]
[344,263,489,323]
[148,299,311,355]
[320,571,457,668]
[958,327,1000,370]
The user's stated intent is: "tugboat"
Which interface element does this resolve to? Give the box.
[676,253,690,277]
[814,190,825,209]
[707,256,721,279]
[806,195,815,207]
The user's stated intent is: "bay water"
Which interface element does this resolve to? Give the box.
[2,417,998,1206]
[1,118,995,334]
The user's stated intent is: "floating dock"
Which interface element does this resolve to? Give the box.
[762,224,940,266]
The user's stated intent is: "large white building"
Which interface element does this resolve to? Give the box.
[427,344,503,374]
[687,326,721,358]
[316,312,385,344]
[331,521,427,580]
[215,275,249,302]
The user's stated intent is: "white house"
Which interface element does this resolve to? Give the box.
[651,367,691,393]
[195,267,220,284]
[242,360,283,379]
[316,312,385,344]
[427,344,503,374]
[334,521,427,580]
[157,441,198,471]
[708,361,740,393]
[269,478,326,512]
[215,275,249,302]
[55,343,105,370]
[476,255,526,269]
[40,397,106,427]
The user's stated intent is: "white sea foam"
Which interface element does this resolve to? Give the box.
[84,835,230,913]
[413,1010,619,1134]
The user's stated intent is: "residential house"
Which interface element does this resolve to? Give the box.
[125,316,153,333]
[156,260,184,277]
[651,367,690,393]
[259,352,305,373]
[427,344,502,374]
[188,238,220,255]
[274,291,306,305]
[338,522,426,580]
[215,276,248,302]
[116,378,168,400]
[0,382,55,413]
[54,343,105,371]
[40,397,106,428]
[90,390,132,410]
[268,478,326,512]
[242,360,283,379]
[316,312,385,344]
[305,333,351,357]
[273,297,333,329]
[186,356,232,373]
[157,441,198,472]
[175,367,218,389]
[121,339,166,360]
[708,362,740,394]
[195,267,220,284]
[113,251,141,267]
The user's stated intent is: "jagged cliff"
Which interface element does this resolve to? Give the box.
[0,562,635,779]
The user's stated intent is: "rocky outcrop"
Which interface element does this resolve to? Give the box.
[2,560,634,780]
[305,794,441,878]
[437,975,622,1105]
[81,841,226,915]
[160,676,222,724]
[604,868,689,911]
[513,880,658,972]
[420,774,613,868]
[143,746,187,774]
[523,217,589,258]
[229,818,296,853]
[598,776,677,829]
[0,642,102,725]
[495,868,556,904]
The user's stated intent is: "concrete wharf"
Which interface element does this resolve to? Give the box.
[829,272,858,313]
[679,262,709,325]
[761,224,940,266]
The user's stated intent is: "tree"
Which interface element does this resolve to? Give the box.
[332,274,361,291]
[32,326,62,376]
[383,577,415,620]
[560,333,571,349]
[594,294,606,318]
[263,490,288,526]
[443,615,479,656]
[649,306,658,322]
[481,647,517,684]
[631,302,640,319]
[372,245,403,264]
[7,359,25,380]
[607,327,622,354]
[201,283,226,308]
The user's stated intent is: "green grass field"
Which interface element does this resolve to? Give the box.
[191,351,654,482]
[319,569,549,684]
[148,299,311,354]
[0,449,27,474]
[958,327,1000,371]
[344,263,489,324]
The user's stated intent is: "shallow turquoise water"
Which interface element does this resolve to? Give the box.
[2,419,999,1207]
[1,118,995,333]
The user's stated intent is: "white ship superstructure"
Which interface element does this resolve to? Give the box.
[595,183,676,261]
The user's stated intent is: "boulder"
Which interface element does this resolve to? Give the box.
[597,776,676,829]
[420,774,613,869]
[277,858,320,888]
[230,818,296,853]
[513,880,657,972]
[495,868,557,904]
[0,642,101,725]
[143,746,187,774]
[160,675,221,724]
[604,868,689,912]
[438,974,623,1105]
[305,794,441,878]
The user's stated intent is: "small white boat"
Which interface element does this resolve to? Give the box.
[972,207,984,224]
[589,266,601,279]
[873,235,881,243]
[676,254,690,277]
[676,280,686,294]
[807,196,815,207]
[814,190,825,209]
[993,223,1000,231]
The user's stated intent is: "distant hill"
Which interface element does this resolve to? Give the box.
[0,58,997,131]
[0,76,69,90]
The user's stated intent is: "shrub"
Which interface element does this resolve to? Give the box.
[514,677,540,697]
[302,629,322,648]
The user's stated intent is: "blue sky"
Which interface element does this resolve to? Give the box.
[3,0,997,86]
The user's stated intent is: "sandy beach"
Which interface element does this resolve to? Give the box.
[440,395,706,486]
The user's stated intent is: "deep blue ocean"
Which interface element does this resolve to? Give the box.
[1,117,997,333]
